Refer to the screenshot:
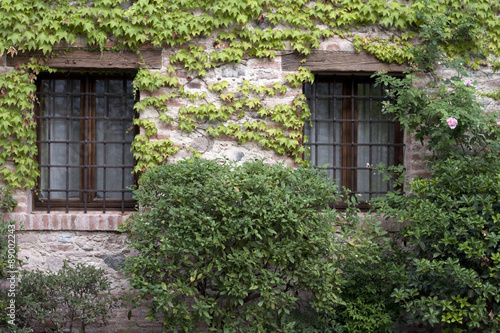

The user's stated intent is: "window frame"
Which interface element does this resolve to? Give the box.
[304,74,404,209]
[33,72,138,213]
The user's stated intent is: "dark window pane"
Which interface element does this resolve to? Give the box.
[304,76,403,204]
[35,74,136,212]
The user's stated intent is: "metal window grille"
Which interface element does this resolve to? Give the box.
[34,73,137,213]
[304,75,404,207]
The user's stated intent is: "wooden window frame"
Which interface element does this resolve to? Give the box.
[33,72,138,213]
[304,74,404,209]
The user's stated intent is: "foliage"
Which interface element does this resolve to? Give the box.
[0,0,499,186]
[0,65,40,189]
[376,65,500,160]
[329,192,403,333]
[10,262,118,333]
[279,306,346,333]
[0,185,17,213]
[385,156,500,332]
[373,13,500,330]
[121,158,341,332]
[0,185,23,332]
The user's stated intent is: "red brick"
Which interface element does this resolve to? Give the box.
[14,195,28,204]
[89,216,97,231]
[51,215,60,229]
[326,44,341,51]
[12,204,26,213]
[217,136,238,142]
[165,100,185,107]
[247,59,280,69]
[257,71,279,80]
[80,215,89,230]
[70,215,78,230]
[116,215,124,227]
[42,215,50,229]
[153,133,170,140]
[157,123,179,131]
[32,214,40,230]
[98,215,109,230]
[61,215,69,230]
[108,216,117,230]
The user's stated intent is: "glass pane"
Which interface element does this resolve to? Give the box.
[357,83,369,96]
[108,97,124,118]
[39,79,50,94]
[39,76,81,199]
[108,80,123,94]
[371,122,389,144]
[317,82,328,95]
[54,80,67,93]
[357,169,370,201]
[94,78,135,200]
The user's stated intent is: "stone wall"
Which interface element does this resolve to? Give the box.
[3,33,500,331]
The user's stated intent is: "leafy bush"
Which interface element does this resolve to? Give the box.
[12,262,118,332]
[279,306,346,333]
[377,67,499,161]
[121,158,342,332]
[386,156,500,331]
[0,185,24,332]
[0,185,18,279]
[329,193,403,333]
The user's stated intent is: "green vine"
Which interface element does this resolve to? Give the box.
[0,0,500,187]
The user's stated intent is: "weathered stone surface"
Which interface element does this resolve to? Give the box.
[103,253,126,271]
[46,256,64,271]
[221,65,245,77]
[59,233,75,243]
[76,242,93,251]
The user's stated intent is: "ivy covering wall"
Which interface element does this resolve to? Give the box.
[0,0,499,188]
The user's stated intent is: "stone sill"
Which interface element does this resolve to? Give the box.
[5,212,132,232]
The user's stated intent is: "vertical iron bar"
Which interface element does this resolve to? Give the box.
[368,82,373,200]
[334,76,338,208]
[351,76,355,193]
[121,77,127,213]
[83,75,89,213]
[313,81,318,171]
[47,80,53,213]
[65,78,71,213]
[103,78,108,213]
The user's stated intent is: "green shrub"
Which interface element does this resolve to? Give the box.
[329,192,403,333]
[0,185,18,279]
[121,158,342,332]
[279,306,346,333]
[387,156,500,331]
[13,262,118,332]
[0,185,24,332]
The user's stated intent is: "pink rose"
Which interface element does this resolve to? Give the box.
[446,117,458,129]
[464,79,473,86]
[497,121,500,126]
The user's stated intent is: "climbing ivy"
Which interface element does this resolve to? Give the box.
[0,0,500,187]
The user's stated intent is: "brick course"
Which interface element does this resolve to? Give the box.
[6,212,131,231]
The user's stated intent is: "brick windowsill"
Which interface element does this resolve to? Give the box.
[4,212,132,231]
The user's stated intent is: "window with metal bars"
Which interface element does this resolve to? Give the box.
[304,75,404,207]
[34,72,137,213]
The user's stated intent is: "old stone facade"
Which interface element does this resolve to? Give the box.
[3,33,500,331]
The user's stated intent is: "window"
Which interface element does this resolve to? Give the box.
[34,73,137,213]
[304,75,404,206]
